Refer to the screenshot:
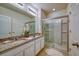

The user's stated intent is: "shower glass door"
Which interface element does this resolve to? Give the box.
[53,19,62,49]
[43,17,69,54]
[43,20,54,48]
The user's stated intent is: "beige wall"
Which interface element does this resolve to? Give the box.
[67,3,79,55]
[47,9,67,18]
[41,10,47,19]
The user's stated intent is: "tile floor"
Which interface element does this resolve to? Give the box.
[37,45,69,56]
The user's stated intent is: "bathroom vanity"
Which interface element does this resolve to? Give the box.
[0,4,44,56]
[0,14,44,56]
[0,36,44,56]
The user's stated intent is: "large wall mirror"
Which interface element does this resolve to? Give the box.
[0,15,11,39]
[0,15,35,39]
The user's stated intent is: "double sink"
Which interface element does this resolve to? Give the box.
[0,35,40,52]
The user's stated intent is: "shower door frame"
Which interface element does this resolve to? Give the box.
[51,15,69,53]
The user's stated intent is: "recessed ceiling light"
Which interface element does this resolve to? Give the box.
[52,8,56,11]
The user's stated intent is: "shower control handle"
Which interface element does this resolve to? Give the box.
[72,42,79,48]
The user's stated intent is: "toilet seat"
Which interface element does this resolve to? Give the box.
[46,48,63,56]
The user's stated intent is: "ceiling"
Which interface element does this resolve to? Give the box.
[32,3,68,15]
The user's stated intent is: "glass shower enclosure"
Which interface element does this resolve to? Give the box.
[42,16,69,54]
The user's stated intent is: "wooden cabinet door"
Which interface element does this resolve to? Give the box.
[35,38,41,55]
[40,37,44,49]
[24,47,30,56]
[29,45,34,56]
[15,51,24,56]
[0,15,11,39]
[24,45,35,56]
[24,41,35,56]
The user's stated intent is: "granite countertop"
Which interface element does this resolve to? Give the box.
[0,35,42,55]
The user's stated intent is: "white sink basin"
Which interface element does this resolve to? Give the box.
[0,43,11,51]
[0,35,40,52]
[2,40,13,44]
[0,40,25,52]
[11,40,25,46]
[27,36,34,40]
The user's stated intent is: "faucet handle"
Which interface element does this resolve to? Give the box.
[72,42,79,48]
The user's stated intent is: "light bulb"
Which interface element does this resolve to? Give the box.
[52,8,56,11]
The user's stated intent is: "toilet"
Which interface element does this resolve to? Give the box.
[46,48,63,56]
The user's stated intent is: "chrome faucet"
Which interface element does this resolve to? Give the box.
[12,36,17,41]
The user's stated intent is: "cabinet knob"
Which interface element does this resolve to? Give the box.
[69,30,71,32]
